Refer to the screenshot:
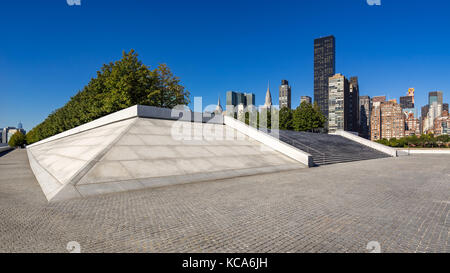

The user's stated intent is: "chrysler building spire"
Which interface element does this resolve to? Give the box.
[264,81,272,108]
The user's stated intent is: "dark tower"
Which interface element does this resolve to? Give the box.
[314,35,335,118]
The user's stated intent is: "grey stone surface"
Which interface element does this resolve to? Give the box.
[28,117,302,201]
[0,149,449,253]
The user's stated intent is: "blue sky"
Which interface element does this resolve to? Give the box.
[1,0,449,131]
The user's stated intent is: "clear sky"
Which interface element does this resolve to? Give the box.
[1,0,449,131]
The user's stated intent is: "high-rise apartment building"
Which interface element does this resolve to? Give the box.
[433,110,449,136]
[370,101,405,141]
[314,35,335,117]
[404,112,421,136]
[279,80,291,109]
[328,74,349,133]
[372,96,386,104]
[359,95,371,139]
[348,77,360,132]
[300,96,312,105]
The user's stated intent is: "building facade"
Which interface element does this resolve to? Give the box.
[226,91,255,107]
[279,80,291,109]
[372,96,386,104]
[433,110,449,136]
[300,96,312,105]
[348,77,360,132]
[1,126,26,144]
[359,95,371,139]
[404,112,421,136]
[429,91,443,105]
[328,74,349,133]
[370,101,405,141]
[314,35,335,117]
[400,96,414,109]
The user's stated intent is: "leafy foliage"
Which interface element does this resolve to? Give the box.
[26,50,190,144]
[8,131,26,147]
[376,134,450,148]
[292,102,326,132]
[279,107,293,130]
[241,102,326,132]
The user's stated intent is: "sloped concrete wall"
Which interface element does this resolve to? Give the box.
[331,130,398,157]
[27,118,137,201]
[75,118,303,197]
[28,115,304,202]
[224,116,313,167]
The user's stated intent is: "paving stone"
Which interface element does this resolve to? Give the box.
[0,149,448,253]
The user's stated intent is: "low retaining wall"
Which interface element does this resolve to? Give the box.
[224,116,313,167]
[331,130,398,157]
[398,149,450,155]
[0,145,13,154]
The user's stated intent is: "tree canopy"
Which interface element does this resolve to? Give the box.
[8,131,26,148]
[291,102,326,132]
[26,50,190,144]
[376,134,450,148]
[242,102,326,132]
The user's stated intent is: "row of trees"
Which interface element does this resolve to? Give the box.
[376,134,450,148]
[237,101,326,131]
[26,50,190,144]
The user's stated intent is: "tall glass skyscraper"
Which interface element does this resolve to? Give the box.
[314,35,335,118]
[429,91,443,105]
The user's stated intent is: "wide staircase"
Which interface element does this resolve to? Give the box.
[274,130,391,166]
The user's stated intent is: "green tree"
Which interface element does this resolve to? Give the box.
[279,107,293,130]
[8,131,26,148]
[292,102,326,132]
[26,50,190,144]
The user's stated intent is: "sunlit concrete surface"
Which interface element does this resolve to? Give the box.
[27,117,302,201]
[0,149,448,253]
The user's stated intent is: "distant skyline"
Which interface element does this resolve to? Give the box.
[1,0,450,131]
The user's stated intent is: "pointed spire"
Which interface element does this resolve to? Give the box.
[264,81,272,108]
[215,95,223,114]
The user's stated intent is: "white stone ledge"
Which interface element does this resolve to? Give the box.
[28,105,224,148]
[398,149,450,154]
[330,130,398,157]
[224,116,313,167]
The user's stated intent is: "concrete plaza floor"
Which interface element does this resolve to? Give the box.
[0,149,449,253]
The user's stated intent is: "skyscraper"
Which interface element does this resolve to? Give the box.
[245,93,255,106]
[359,95,371,139]
[328,73,349,133]
[429,91,443,105]
[400,96,414,109]
[348,77,360,132]
[226,91,237,107]
[421,105,429,121]
[264,82,272,108]
[279,80,291,109]
[226,91,255,107]
[314,35,335,117]
[300,96,312,105]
